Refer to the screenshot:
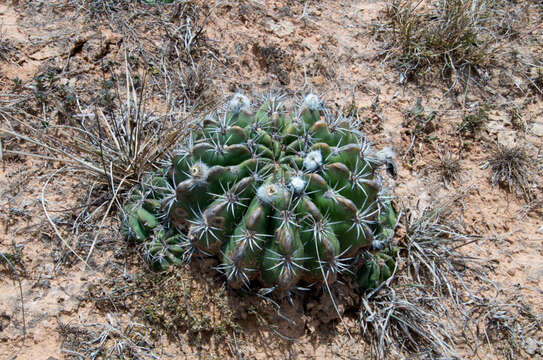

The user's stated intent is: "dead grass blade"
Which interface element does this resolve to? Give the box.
[481,143,538,201]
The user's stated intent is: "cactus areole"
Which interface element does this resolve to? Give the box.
[122,92,398,295]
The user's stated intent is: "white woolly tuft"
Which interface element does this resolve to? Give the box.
[256,184,279,205]
[229,93,250,114]
[303,93,320,110]
[303,150,322,171]
[289,176,306,194]
[190,162,209,181]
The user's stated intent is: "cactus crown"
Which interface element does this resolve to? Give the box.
[122,92,397,295]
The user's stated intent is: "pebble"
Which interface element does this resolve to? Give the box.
[531,122,543,137]
[497,130,516,146]
[527,265,543,284]
[524,337,539,355]
[264,19,294,38]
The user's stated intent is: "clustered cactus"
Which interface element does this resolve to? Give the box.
[122,92,398,295]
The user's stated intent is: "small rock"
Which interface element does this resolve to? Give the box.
[527,266,543,284]
[264,19,294,38]
[486,120,504,134]
[506,268,515,276]
[531,122,543,137]
[524,337,538,355]
[29,45,61,60]
[359,49,376,61]
[497,130,516,146]
[103,29,122,44]
[537,225,543,234]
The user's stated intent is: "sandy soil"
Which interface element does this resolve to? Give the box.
[1,0,542,359]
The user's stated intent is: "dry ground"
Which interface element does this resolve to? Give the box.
[0,0,542,359]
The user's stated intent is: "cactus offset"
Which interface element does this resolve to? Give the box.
[121,92,398,294]
[356,246,398,289]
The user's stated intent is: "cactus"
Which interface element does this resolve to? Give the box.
[121,92,398,294]
[356,246,398,290]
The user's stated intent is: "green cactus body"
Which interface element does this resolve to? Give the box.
[356,246,398,290]
[122,92,397,294]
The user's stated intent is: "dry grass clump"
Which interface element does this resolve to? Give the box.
[359,192,540,359]
[382,0,521,84]
[360,195,481,358]
[481,143,537,200]
[462,291,542,359]
[57,315,160,359]
[0,65,193,271]
[431,151,463,185]
[1,66,190,189]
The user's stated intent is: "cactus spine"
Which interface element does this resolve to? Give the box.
[122,92,397,294]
